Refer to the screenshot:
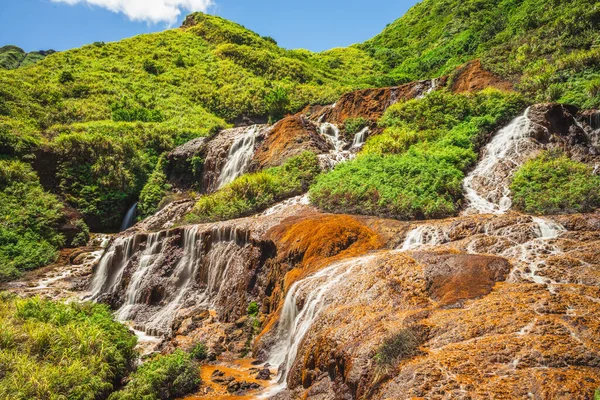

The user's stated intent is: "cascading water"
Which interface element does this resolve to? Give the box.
[463,108,537,215]
[351,126,369,149]
[116,232,165,321]
[144,228,203,335]
[265,255,375,395]
[89,224,254,337]
[120,203,138,231]
[317,123,369,169]
[217,125,261,189]
[89,235,138,299]
[400,225,448,251]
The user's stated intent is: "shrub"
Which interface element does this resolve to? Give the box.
[375,327,421,368]
[138,159,170,219]
[587,78,600,98]
[112,102,164,123]
[143,59,163,75]
[262,36,277,45]
[595,388,600,400]
[58,71,75,84]
[0,296,137,399]
[510,150,600,215]
[344,117,370,135]
[189,343,208,361]
[174,54,186,68]
[187,152,320,223]
[247,301,259,317]
[0,160,65,281]
[109,349,200,400]
[265,86,291,123]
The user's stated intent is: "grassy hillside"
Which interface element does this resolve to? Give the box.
[0,45,54,70]
[361,0,600,107]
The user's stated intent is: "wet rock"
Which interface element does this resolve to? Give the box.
[164,137,207,189]
[528,103,588,146]
[256,367,271,380]
[411,251,512,305]
[226,380,240,392]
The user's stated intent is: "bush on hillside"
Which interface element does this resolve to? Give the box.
[108,349,200,400]
[510,150,600,215]
[189,343,208,361]
[138,158,171,219]
[187,152,321,223]
[0,295,137,399]
[0,160,65,281]
[375,327,421,368]
[310,89,526,220]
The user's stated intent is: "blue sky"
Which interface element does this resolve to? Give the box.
[0,0,419,53]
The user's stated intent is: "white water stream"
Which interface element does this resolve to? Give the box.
[217,125,262,189]
[462,108,535,215]
[264,255,375,395]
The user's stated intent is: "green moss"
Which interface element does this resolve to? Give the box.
[187,152,321,223]
[510,150,600,215]
[0,295,137,399]
[108,349,200,400]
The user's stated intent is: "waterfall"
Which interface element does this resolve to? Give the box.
[89,224,254,337]
[217,125,260,189]
[317,122,363,169]
[145,227,203,335]
[265,255,375,394]
[116,232,165,321]
[351,127,369,149]
[89,235,138,299]
[463,108,535,215]
[400,225,447,251]
[533,217,566,239]
[120,203,138,231]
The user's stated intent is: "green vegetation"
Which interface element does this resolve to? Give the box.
[0,0,598,275]
[0,160,65,282]
[0,295,137,399]
[510,150,600,215]
[375,327,421,367]
[247,301,259,317]
[0,46,53,70]
[362,0,600,108]
[594,388,600,400]
[310,89,526,219]
[343,117,370,140]
[138,158,171,219]
[187,152,321,223]
[109,349,200,400]
[189,343,208,361]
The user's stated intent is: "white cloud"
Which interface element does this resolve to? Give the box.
[51,0,214,24]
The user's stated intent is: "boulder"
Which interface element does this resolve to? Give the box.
[250,116,329,170]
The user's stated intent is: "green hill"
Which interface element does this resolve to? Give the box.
[0,1,599,281]
[361,0,600,106]
[0,45,55,70]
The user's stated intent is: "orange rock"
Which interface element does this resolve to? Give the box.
[250,115,329,170]
[451,60,514,93]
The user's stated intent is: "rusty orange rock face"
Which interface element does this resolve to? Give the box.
[250,116,329,170]
[451,59,514,93]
